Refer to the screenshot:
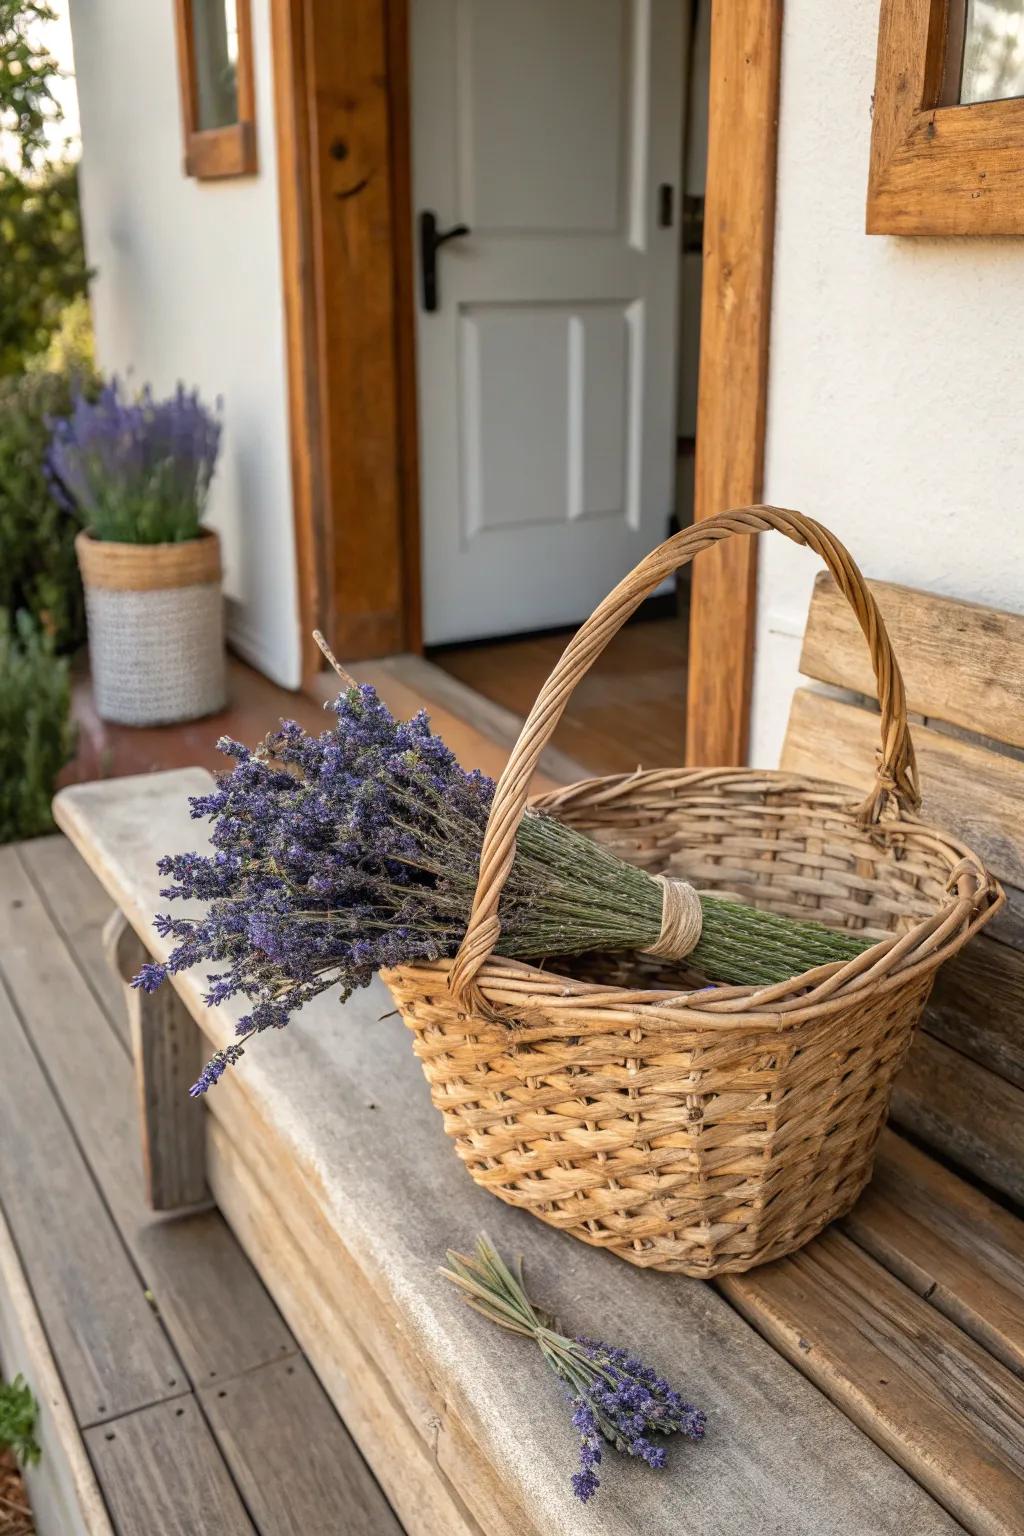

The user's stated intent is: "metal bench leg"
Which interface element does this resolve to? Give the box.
[103,911,208,1211]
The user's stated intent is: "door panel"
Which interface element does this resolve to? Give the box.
[457,0,625,233]
[413,0,683,643]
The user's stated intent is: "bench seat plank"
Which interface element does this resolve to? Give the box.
[721,1229,1024,1536]
[0,844,298,1390]
[844,1131,1024,1378]
[53,770,963,1536]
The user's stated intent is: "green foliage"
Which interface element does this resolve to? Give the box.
[0,367,97,654]
[0,1374,40,1467]
[0,610,75,844]
[0,2,91,374]
[0,366,97,651]
[0,161,91,376]
[0,1,60,167]
[31,289,94,374]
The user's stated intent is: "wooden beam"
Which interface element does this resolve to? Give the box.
[270,0,325,686]
[106,912,208,1212]
[307,0,410,660]
[271,0,420,679]
[686,1,781,768]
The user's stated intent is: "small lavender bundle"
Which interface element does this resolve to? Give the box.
[136,680,872,1096]
[442,1235,706,1503]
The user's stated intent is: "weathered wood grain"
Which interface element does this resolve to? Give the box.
[84,1396,254,1536]
[54,768,964,1536]
[986,883,1024,952]
[721,1229,1024,1536]
[0,1205,114,1536]
[206,1112,520,1536]
[782,686,1024,889]
[890,1033,1024,1206]
[868,0,1024,235]
[17,833,128,1046]
[781,686,1024,1157]
[0,844,297,1389]
[926,935,1024,1088]
[107,913,207,1210]
[801,574,1024,749]
[0,943,184,1426]
[686,1,781,770]
[200,1356,404,1536]
[844,1131,1024,1379]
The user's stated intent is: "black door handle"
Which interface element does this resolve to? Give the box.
[419,211,470,312]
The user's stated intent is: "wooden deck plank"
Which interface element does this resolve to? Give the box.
[890,1033,1024,1207]
[17,833,129,1048]
[83,1397,255,1536]
[0,1204,114,1536]
[721,1229,1024,1536]
[844,1131,1024,1379]
[800,573,1024,751]
[54,768,966,1536]
[0,963,184,1427]
[0,844,297,1389]
[200,1356,404,1536]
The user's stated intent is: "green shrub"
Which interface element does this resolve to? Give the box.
[0,366,97,652]
[0,1375,40,1467]
[0,610,75,843]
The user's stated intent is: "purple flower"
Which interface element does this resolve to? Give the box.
[47,379,221,544]
[442,1237,706,1509]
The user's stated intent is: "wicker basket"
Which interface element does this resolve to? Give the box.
[385,507,1003,1277]
[76,528,226,726]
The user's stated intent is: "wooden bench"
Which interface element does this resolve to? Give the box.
[51,575,1024,1536]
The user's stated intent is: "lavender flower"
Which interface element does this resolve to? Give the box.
[47,378,221,543]
[135,682,874,1098]
[441,1235,706,1504]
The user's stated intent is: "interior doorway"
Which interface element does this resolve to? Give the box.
[275,0,779,768]
[426,1,710,772]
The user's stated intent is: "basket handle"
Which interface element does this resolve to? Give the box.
[449,505,920,1007]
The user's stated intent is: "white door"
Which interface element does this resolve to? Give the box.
[411,0,684,644]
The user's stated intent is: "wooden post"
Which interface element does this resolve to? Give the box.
[103,913,207,1211]
[685,0,782,768]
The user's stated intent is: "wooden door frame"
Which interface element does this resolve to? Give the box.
[273,0,781,770]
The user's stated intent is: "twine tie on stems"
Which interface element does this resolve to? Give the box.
[641,874,703,960]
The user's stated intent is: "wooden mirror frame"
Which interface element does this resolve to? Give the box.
[173,0,258,180]
[868,0,1024,234]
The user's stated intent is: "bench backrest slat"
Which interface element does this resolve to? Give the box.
[783,575,1024,1204]
[800,572,1024,749]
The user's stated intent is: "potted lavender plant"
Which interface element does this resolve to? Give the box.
[48,380,225,725]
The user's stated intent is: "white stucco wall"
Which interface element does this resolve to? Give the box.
[69,0,301,687]
[751,1,1024,767]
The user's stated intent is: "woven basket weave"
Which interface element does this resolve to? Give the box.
[76,529,226,726]
[385,507,1002,1277]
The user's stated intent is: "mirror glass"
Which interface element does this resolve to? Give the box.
[960,0,1024,104]
[192,0,240,130]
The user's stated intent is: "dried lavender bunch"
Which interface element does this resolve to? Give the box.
[135,683,872,1096]
[441,1235,705,1503]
